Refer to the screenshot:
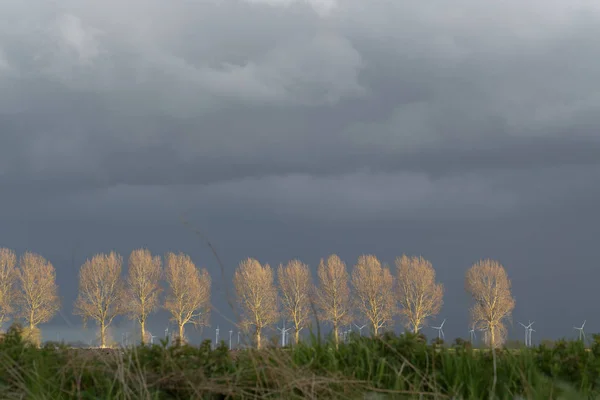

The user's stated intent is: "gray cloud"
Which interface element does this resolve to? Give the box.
[1,0,600,194]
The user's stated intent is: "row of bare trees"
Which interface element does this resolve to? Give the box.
[73,250,211,347]
[0,249,60,344]
[0,247,514,349]
[0,248,211,347]
[234,255,442,349]
[235,254,515,349]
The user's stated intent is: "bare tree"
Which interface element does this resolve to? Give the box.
[74,252,125,348]
[351,255,395,336]
[314,254,351,347]
[277,259,313,344]
[465,259,515,348]
[0,248,17,330]
[124,249,162,344]
[396,255,443,333]
[16,252,60,334]
[234,258,278,349]
[164,252,211,342]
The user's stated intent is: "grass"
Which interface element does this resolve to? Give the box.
[1,324,600,399]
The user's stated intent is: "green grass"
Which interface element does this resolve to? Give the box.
[1,325,600,399]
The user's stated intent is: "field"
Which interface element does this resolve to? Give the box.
[1,325,600,399]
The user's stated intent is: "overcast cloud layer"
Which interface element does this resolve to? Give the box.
[1,0,600,343]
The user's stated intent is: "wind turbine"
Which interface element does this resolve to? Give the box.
[519,321,534,347]
[431,319,446,340]
[343,326,351,343]
[344,324,352,343]
[574,320,586,341]
[479,326,488,345]
[149,333,158,345]
[353,323,367,337]
[469,326,476,343]
[215,326,220,349]
[229,330,233,350]
[277,321,292,347]
[529,328,535,346]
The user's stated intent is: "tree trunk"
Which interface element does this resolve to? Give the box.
[490,325,496,348]
[140,319,146,345]
[27,312,37,347]
[295,328,300,345]
[413,314,423,334]
[333,322,339,348]
[255,326,262,349]
[178,323,185,344]
[100,320,106,348]
[373,323,379,337]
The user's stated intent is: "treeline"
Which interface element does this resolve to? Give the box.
[0,248,515,348]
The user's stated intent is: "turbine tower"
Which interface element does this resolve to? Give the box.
[518,321,534,347]
[343,324,352,343]
[353,323,367,337]
[229,330,233,350]
[277,321,292,347]
[149,333,158,345]
[478,326,488,345]
[431,319,446,340]
[469,326,476,343]
[574,320,586,341]
[215,326,220,349]
[529,327,535,346]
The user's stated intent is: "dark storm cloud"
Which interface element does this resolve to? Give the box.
[1,0,600,196]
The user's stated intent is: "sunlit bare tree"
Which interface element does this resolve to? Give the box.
[74,252,125,348]
[277,259,313,344]
[124,249,162,344]
[396,255,444,333]
[465,259,515,348]
[164,252,211,342]
[314,254,351,347]
[351,255,395,336]
[234,258,278,349]
[16,252,60,340]
[0,248,17,330]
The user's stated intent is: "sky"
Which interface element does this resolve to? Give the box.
[1,0,600,345]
